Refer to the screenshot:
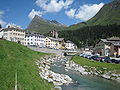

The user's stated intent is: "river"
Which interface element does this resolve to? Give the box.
[51,56,120,90]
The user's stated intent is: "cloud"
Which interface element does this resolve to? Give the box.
[0,11,21,28]
[6,23,22,29]
[65,9,76,18]
[0,20,6,26]
[0,11,6,26]
[75,3,104,21]
[28,9,43,19]
[0,11,4,18]
[35,0,73,13]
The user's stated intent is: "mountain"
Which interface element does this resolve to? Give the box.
[0,40,53,89]
[59,0,120,47]
[68,0,120,30]
[27,15,67,34]
[59,24,120,48]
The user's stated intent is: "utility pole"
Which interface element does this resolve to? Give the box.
[15,72,17,90]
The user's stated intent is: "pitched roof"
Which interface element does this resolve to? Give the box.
[48,37,64,41]
[107,37,120,41]
[66,40,73,43]
[2,28,24,32]
[101,39,109,43]
[100,38,120,46]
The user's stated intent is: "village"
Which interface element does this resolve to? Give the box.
[0,26,120,58]
[0,0,120,89]
[0,26,78,51]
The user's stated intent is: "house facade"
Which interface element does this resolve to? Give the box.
[0,29,4,39]
[45,37,65,49]
[94,37,120,57]
[24,32,46,47]
[65,40,77,50]
[2,28,25,45]
[94,39,111,56]
[110,42,120,57]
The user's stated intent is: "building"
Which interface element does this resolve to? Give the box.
[110,41,120,57]
[48,30,58,38]
[2,28,25,45]
[0,29,4,39]
[94,37,120,57]
[0,25,3,39]
[24,32,46,47]
[45,37,65,49]
[65,40,77,50]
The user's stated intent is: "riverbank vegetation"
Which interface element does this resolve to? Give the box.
[72,56,120,73]
[0,40,53,90]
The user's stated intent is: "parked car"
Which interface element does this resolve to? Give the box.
[111,59,120,64]
[86,55,93,59]
[111,59,116,63]
[102,57,112,63]
[95,57,104,61]
[114,60,120,64]
[83,54,89,58]
[90,55,99,60]
[79,53,85,57]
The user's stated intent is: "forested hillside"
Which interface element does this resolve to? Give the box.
[59,24,120,48]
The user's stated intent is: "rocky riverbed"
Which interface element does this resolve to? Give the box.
[36,55,72,86]
[65,60,120,82]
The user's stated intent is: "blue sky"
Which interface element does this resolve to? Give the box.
[0,0,112,29]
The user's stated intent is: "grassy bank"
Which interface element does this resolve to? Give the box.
[0,40,53,90]
[72,56,120,73]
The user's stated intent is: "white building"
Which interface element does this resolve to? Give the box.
[0,29,4,39]
[65,40,77,50]
[2,28,25,45]
[24,32,46,47]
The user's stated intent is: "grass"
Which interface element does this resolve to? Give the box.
[72,56,120,73]
[0,40,53,90]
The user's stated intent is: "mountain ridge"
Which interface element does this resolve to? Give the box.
[27,15,66,34]
[27,0,120,33]
[67,0,120,30]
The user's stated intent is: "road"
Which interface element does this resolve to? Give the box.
[28,46,64,55]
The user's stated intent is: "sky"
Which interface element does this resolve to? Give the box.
[0,0,113,29]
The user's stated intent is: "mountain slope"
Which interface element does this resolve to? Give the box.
[0,40,53,90]
[87,0,120,25]
[68,0,120,30]
[59,24,120,47]
[27,15,66,34]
